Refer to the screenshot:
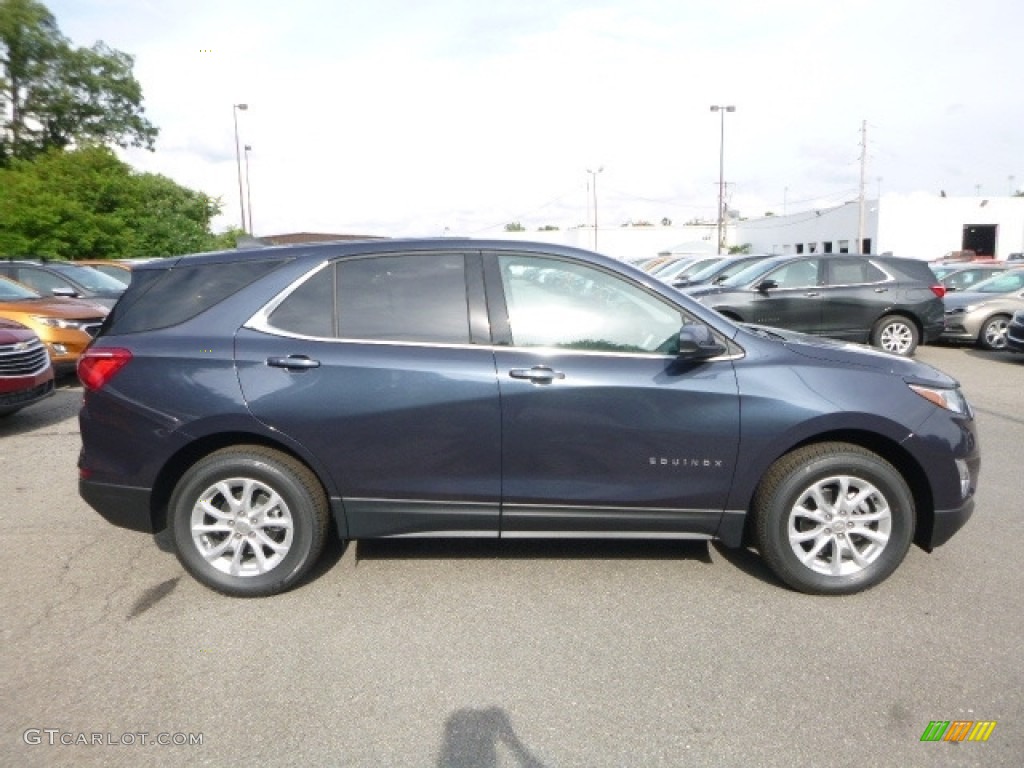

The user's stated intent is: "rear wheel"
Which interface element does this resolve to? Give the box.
[754,443,915,595]
[170,446,329,597]
[978,314,1010,350]
[870,315,919,356]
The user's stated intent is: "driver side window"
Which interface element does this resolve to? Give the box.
[497,255,685,355]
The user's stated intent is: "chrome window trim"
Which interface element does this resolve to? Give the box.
[245,256,742,362]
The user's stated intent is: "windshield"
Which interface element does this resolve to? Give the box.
[0,276,41,300]
[52,263,127,292]
[970,269,1024,293]
[719,257,789,288]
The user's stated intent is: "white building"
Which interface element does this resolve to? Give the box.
[735,193,1024,260]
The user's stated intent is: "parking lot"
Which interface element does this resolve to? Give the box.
[1,344,1021,767]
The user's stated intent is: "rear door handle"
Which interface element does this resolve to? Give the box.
[267,355,321,370]
[509,366,565,384]
[804,291,820,297]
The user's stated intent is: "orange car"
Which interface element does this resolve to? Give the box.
[0,276,107,374]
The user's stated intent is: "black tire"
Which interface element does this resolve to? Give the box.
[870,315,919,356]
[170,446,329,597]
[753,442,915,595]
[977,314,1010,350]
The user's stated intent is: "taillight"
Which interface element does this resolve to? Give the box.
[78,348,133,391]
[930,284,947,298]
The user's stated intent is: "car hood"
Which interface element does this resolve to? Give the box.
[742,324,956,387]
[0,297,108,318]
[0,317,37,343]
[942,291,999,309]
[943,291,1023,310]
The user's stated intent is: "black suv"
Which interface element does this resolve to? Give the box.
[77,239,979,597]
[0,259,126,309]
[684,254,945,355]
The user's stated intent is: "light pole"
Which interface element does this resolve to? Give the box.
[244,144,254,235]
[232,103,248,232]
[710,105,735,254]
[587,166,603,250]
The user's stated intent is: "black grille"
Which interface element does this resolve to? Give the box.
[0,337,50,377]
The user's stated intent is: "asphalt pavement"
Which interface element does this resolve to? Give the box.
[1,345,1021,767]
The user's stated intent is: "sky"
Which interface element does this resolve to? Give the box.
[46,0,1024,239]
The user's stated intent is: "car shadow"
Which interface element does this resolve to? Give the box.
[710,542,787,590]
[352,537,714,564]
[962,348,1023,365]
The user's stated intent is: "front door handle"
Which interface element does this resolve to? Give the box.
[874,287,889,293]
[804,291,820,297]
[267,355,321,370]
[509,366,565,384]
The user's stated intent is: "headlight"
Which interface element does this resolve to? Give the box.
[908,383,970,415]
[31,315,87,330]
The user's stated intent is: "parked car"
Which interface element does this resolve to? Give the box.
[74,260,133,285]
[78,239,979,598]
[940,269,1024,350]
[931,264,1009,292]
[1006,310,1024,353]
[0,318,55,417]
[672,253,773,289]
[1007,253,1024,263]
[653,256,723,283]
[0,259,126,309]
[685,253,945,356]
[0,276,107,373]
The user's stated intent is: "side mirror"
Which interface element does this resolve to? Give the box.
[52,287,78,298]
[677,325,727,360]
[754,279,777,293]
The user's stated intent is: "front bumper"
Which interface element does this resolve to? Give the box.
[923,496,975,551]
[1006,319,1024,352]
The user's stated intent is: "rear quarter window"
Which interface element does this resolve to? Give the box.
[104,259,286,334]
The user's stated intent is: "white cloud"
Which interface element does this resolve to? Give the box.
[47,0,1024,240]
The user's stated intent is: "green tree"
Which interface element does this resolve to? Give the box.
[537,224,559,231]
[0,146,222,258]
[504,222,525,232]
[728,243,752,255]
[0,0,157,164]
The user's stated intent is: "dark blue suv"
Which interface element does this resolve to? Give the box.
[77,239,980,596]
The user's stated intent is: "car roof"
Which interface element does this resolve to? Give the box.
[132,238,624,272]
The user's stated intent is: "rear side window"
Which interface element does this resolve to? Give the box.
[268,253,471,344]
[106,259,286,334]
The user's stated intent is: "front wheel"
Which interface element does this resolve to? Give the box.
[978,314,1010,350]
[754,443,915,595]
[870,315,919,356]
[170,446,329,597]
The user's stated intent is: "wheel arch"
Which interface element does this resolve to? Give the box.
[873,310,924,338]
[737,428,935,550]
[149,431,338,536]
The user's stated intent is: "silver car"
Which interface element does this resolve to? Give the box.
[941,268,1024,349]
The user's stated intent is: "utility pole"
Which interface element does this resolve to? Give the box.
[711,105,736,254]
[857,119,867,253]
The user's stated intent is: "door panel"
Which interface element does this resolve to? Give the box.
[236,334,502,537]
[486,252,740,536]
[237,252,501,538]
